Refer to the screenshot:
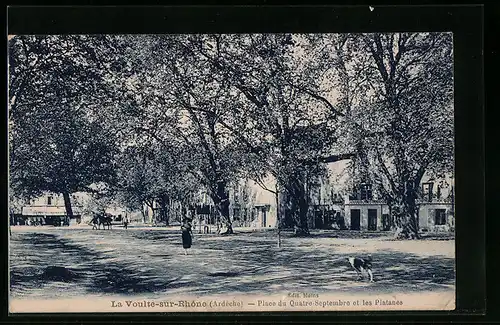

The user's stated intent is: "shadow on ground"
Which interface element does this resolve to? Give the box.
[10,231,183,297]
[10,229,455,298]
[181,238,455,295]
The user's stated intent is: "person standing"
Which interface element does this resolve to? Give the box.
[181,217,193,255]
[123,214,129,230]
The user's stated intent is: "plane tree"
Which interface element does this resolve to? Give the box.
[8,35,128,221]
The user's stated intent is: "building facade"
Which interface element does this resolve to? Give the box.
[141,179,279,230]
[344,200,390,231]
[342,181,454,232]
[13,192,85,226]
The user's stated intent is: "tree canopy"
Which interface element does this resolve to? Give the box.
[8,33,454,238]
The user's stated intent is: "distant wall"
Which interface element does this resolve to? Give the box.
[345,201,385,231]
[418,202,454,232]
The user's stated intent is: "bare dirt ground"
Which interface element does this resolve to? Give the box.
[9,225,455,301]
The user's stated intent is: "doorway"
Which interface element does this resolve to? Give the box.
[350,209,361,230]
[368,209,377,231]
[261,208,267,227]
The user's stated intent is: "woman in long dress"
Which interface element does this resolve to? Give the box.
[181,218,193,255]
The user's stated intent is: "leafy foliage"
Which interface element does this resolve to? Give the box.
[305,33,454,238]
[8,33,454,239]
[9,35,125,215]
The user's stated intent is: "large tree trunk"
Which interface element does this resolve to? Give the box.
[62,191,74,225]
[160,195,169,226]
[275,188,281,247]
[278,190,292,228]
[218,199,233,234]
[212,179,233,235]
[293,196,310,236]
[392,192,420,239]
[287,176,310,237]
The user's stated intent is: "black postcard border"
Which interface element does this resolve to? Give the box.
[3,3,486,323]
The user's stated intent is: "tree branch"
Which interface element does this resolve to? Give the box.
[253,175,277,195]
[289,83,346,118]
[375,147,398,194]
[182,104,268,160]
[364,34,389,83]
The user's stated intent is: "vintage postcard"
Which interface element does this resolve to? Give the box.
[8,32,455,313]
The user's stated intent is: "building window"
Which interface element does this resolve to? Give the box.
[360,183,373,200]
[349,183,372,200]
[435,209,446,225]
[47,196,53,206]
[422,182,434,202]
[436,186,442,200]
[331,193,341,203]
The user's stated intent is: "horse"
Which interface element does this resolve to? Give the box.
[89,213,112,230]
